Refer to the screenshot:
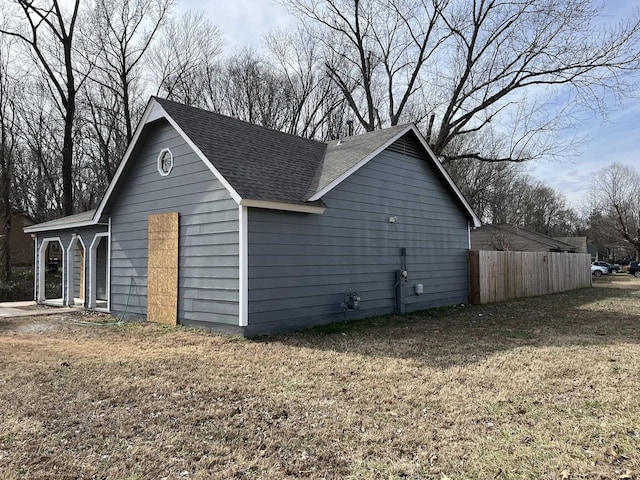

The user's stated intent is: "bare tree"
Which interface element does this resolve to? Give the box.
[280,0,446,131]
[518,184,576,236]
[281,0,640,163]
[446,130,578,236]
[589,163,640,258]
[148,11,223,105]
[14,81,65,220]
[0,36,19,281]
[1,0,88,216]
[83,0,172,142]
[78,84,127,188]
[265,27,348,139]
[205,49,295,130]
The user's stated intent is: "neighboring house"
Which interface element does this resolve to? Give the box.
[554,236,588,254]
[471,224,578,253]
[587,243,600,262]
[25,97,481,335]
[1,212,35,267]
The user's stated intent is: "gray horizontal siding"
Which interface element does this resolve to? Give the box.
[109,120,239,325]
[247,135,470,331]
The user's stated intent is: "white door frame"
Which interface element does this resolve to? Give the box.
[38,237,64,303]
[88,232,111,311]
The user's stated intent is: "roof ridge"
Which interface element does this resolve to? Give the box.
[153,96,329,147]
[491,224,578,248]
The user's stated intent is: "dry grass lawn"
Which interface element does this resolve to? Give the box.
[1,275,639,479]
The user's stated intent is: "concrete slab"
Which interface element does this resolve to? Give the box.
[0,301,36,308]
[0,301,74,318]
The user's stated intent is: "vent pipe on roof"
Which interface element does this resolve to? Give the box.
[346,120,353,137]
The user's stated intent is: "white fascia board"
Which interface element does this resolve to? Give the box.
[24,220,104,234]
[239,199,325,214]
[406,125,482,228]
[94,98,243,221]
[238,205,248,327]
[161,110,242,205]
[307,125,413,202]
[94,100,157,221]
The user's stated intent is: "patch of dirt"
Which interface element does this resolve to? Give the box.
[13,321,57,334]
[0,310,113,335]
[19,303,60,311]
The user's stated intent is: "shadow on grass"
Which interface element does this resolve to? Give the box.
[264,276,640,368]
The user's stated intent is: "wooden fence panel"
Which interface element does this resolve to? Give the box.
[468,251,592,304]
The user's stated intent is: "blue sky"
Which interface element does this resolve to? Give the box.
[180,0,640,211]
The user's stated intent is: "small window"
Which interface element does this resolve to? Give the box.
[157,148,173,176]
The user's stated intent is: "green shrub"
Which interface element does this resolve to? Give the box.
[0,268,34,302]
[45,270,62,299]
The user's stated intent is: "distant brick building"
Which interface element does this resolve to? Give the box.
[1,212,35,267]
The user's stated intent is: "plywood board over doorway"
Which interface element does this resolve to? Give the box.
[147,212,179,325]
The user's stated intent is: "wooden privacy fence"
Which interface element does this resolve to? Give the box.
[468,251,592,305]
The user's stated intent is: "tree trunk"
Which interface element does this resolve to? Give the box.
[0,122,10,282]
[62,30,75,217]
[62,106,74,217]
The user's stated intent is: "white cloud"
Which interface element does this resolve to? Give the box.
[176,0,295,50]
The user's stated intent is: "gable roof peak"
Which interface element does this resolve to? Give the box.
[94,97,479,225]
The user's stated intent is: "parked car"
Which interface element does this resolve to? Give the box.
[592,261,621,273]
[591,264,609,277]
[628,261,640,277]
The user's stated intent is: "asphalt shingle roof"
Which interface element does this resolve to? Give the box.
[472,224,578,252]
[24,209,96,232]
[307,124,410,198]
[155,97,328,207]
[27,97,479,232]
[155,98,416,206]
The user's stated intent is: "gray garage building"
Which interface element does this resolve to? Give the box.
[25,97,481,335]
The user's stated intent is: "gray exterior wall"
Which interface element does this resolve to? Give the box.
[108,120,240,325]
[71,245,82,303]
[246,133,471,334]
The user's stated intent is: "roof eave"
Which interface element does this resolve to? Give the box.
[240,199,325,214]
[24,219,105,234]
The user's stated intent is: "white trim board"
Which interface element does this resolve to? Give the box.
[88,232,111,312]
[66,235,87,307]
[38,237,64,303]
[238,206,249,327]
[24,220,105,234]
[33,234,37,301]
[239,199,325,214]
